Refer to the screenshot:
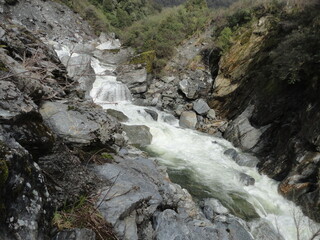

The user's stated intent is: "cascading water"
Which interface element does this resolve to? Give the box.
[56,43,319,240]
[90,58,132,102]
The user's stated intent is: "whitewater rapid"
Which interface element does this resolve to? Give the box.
[56,43,319,240]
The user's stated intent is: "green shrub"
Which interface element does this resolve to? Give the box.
[129,50,156,73]
[121,0,210,73]
[216,27,233,53]
[227,9,252,28]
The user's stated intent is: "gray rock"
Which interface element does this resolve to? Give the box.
[207,109,216,119]
[201,198,229,221]
[122,124,153,146]
[72,43,96,55]
[93,48,132,65]
[40,101,120,146]
[145,109,158,121]
[53,228,96,240]
[179,111,197,129]
[9,0,94,41]
[0,81,37,121]
[0,26,5,38]
[193,99,210,115]
[248,219,285,240]
[215,217,254,240]
[224,106,269,151]
[179,79,199,99]
[154,209,219,240]
[107,109,129,122]
[61,54,95,98]
[162,76,175,83]
[239,172,255,186]
[0,127,49,240]
[95,157,164,239]
[224,149,259,168]
[117,64,148,94]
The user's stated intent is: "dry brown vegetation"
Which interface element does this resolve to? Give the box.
[52,195,118,240]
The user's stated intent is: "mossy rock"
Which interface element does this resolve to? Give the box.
[129,50,156,73]
[0,159,8,188]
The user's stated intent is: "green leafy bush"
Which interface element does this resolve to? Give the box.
[227,9,252,28]
[216,27,233,53]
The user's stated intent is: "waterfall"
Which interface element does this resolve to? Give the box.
[56,41,319,240]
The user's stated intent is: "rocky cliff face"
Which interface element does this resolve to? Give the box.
[209,3,320,222]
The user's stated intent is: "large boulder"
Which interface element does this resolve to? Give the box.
[179,79,199,99]
[193,99,210,115]
[200,198,229,221]
[116,64,148,94]
[122,124,152,146]
[61,54,95,98]
[224,149,259,168]
[224,106,269,152]
[39,101,121,147]
[178,70,213,100]
[179,111,197,129]
[106,109,129,122]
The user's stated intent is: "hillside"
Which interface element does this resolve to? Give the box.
[154,0,238,7]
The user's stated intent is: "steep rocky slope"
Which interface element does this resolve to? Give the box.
[209,2,320,222]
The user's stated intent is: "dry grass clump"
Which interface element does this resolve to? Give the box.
[52,195,117,240]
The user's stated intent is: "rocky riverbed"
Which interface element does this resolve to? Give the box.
[0,0,257,239]
[0,0,319,239]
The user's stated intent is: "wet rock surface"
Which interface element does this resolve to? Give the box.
[122,124,153,146]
